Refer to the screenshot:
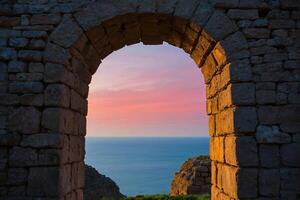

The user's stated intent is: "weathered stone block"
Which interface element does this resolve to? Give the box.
[259,144,280,167]
[0,48,17,61]
[204,11,238,41]
[9,37,28,48]
[42,108,74,134]
[221,165,238,198]
[50,15,83,48]
[8,107,41,134]
[256,90,276,104]
[27,167,60,196]
[28,62,44,72]
[210,136,224,162]
[9,147,37,167]
[0,132,21,146]
[9,82,44,94]
[243,28,270,38]
[237,168,258,198]
[44,43,71,65]
[31,14,61,25]
[256,125,291,144]
[8,60,26,72]
[259,169,280,196]
[20,94,43,106]
[21,133,63,148]
[7,168,27,185]
[23,30,47,39]
[44,63,73,87]
[280,168,300,191]
[228,9,259,20]
[225,136,258,167]
[18,50,42,62]
[281,143,300,167]
[231,83,255,105]
[45,84,70,107]
[234,107,257,133]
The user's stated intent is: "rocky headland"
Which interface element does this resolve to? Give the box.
[170,156,211,195]
[84,164,124,200]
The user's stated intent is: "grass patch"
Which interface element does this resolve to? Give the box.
[122,194,210,200]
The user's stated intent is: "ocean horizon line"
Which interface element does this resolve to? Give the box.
[86,136,210,138]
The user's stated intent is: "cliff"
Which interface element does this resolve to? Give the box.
[84,164,125,200]
[170,156,211,195]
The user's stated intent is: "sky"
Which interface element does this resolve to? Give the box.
[87,43,208,137]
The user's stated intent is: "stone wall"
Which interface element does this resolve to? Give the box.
[170,156,211,195]
[0,0,299,200]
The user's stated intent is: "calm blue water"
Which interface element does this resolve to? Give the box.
[85,137,209,196]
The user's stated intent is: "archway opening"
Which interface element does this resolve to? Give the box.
[85,42,209,197]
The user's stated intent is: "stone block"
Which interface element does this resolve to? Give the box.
[9,81,44,93]
[7,107,41,134]
[204,11,238,41]
[234,107,257,133]
[50,15,83,48]
[9,37,28,48]
[280,168,300,191]
[28,39,46,50]
[7,168,27,185]
[71,90,86,114]
[38,149,61,166]
[44,43,71,65]
[190,1,213,27]
[31,14,61,25]
[243,28,270,38]
[216,108,234,135]
[69,136,84,162]
[256,90,276,104]
[237,168,258,198]
[0,47,17,61]
[228,9,259,20]
[259,169,280,196]
[174,0,200,19]
[225,136,258,167]
[256,125,291,144]
[8,60,26,72]
[281,143,300,167]
[28,62,44,72]
[0,132,21,146]
[44,63,73,87]
[21,133,63,148]
[9,147,37,167]
[231,83,255,105]
[259,144,280,167]
[258,106,280,124]
[221,165,238,198]
[210,136,224,162]
[44,84,70,107]
[42,108,74,134]
[18,50,42,62]
[221,60,253,83]
[22,30,47,39]
[20,94,43,106]
[27,167,60,196]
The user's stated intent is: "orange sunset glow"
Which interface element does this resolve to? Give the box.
[87,43,208,137]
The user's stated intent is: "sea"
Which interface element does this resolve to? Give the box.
[85,137,209,196]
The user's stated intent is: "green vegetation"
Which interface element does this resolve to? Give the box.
[122,194,210,200]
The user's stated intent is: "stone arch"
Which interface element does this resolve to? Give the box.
[42,1,256,199]
[1,0,300,200]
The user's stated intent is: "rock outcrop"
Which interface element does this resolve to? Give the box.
[170,156,211,195]
[84,164,125,200]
